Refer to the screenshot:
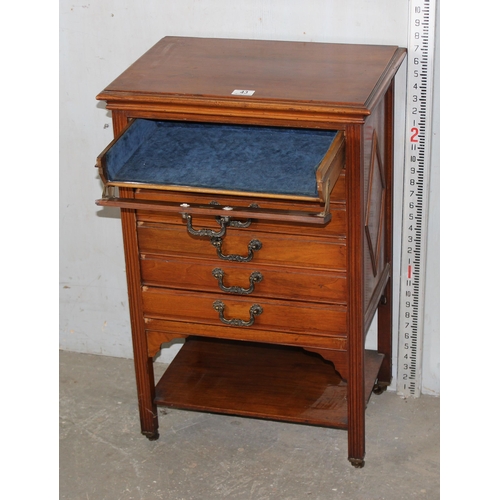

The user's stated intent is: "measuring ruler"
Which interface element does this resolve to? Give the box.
[396,0,437,398]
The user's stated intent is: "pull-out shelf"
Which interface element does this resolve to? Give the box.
[96,119,345,224]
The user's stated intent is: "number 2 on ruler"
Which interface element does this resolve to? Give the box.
[410,127,419,143]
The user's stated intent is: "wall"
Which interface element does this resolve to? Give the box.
[60,0,439,395]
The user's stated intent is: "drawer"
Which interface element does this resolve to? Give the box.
[140,255,347,305]
[142,287,347,336]
[97,119,343,202]
[134,189,346,238]
[137,223,346,271]
[96,119,345,227]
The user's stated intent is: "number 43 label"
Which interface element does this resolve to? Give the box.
[231,89,255,96]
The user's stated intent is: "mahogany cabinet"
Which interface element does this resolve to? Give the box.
[95,37,406,468]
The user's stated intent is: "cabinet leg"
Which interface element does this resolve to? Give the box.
[117,183,160,441]
[347,376,366,467]
[377,286,393,387]
[135,356,159,440]
[347,393,366,468]
[346,336,366,468]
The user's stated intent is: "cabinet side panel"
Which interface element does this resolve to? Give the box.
[362,98,389,326]
[377,80,396,385]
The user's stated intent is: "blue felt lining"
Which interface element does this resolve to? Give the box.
[104,119,338,198]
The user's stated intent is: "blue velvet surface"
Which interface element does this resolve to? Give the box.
[105,119,338,198]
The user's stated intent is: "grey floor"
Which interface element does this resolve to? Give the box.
[60,350,439,500]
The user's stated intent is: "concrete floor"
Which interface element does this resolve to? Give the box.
[60,350,439,500]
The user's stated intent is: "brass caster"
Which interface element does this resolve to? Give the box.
[142,430,160,441]
[348,458,365,468]
[373,381,389,395]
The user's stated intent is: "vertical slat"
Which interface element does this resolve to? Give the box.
[113,110,159,439]
[345,123,366,468]
[377,80,395,387]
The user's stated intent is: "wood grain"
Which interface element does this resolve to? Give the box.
[134,188,347,238]
[141,287,347,336]
[97,38,405,127]
[145,319,348,352]
[137,224,346,271]
[114,114,159,440]
[98,37,399,109]
[140,256,347,305]
[154,337,383,428]
[345,123,366,465]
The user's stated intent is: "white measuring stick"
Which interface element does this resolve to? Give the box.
[396,0,437,398]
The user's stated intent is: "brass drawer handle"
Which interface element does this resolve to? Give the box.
[212,268,263,294]
[211,238,262,262]
[183,214,231,238]
[214,202,259,229]
[212,300,263,327]
[226,219,252,229]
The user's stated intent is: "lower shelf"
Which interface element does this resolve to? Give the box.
[155,336,383,429]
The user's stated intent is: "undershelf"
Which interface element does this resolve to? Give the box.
[155,336,383,429]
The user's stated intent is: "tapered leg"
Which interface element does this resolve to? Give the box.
[375,283,392,393]
[120,199,159,439]
[112,110,159,440]
[345,123,366,468]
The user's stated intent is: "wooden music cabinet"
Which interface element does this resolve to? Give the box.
[95,37,406,468]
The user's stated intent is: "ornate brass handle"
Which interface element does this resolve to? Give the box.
[211,238,262,262]
[183,214,231,238]
[214,202,259,229]
[225,219,252,229]
[212,300,263,327]
[212,268,263,294]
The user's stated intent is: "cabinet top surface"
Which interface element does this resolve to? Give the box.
[97,37,404,111]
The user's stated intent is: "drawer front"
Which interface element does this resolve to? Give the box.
[137,224,346,271]
[142,287,347,336]
[135,173,346,205]
[134,189,346,238]
[140,256,347,305]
